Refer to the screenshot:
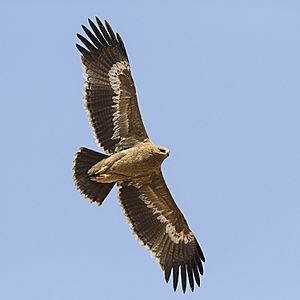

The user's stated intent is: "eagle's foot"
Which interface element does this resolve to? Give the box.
[94,173,110,182]
[97,173,109,179]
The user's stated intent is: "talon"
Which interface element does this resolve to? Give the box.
[97,173,109,179]
[95,173,109,182]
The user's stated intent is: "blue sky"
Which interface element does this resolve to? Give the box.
[1,1,300,299]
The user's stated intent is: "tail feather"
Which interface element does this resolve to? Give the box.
[73,147,115,205]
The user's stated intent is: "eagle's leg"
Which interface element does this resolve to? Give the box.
[94,165,109,175]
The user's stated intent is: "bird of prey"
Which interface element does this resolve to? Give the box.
[73,17,205,293]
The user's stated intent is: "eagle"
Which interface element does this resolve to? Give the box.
[73,17,205,293]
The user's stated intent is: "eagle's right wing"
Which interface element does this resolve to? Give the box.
[118,171,205,293]
[76,18,149,155]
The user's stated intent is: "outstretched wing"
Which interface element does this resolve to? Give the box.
[118,171,205,293]
[76,18,149,154]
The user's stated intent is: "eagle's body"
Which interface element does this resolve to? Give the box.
[88,141,169,183]
[73,17,205,293]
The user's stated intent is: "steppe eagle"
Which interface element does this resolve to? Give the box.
[73,17,205,293]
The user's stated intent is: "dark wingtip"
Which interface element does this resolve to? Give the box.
[196,240,205,262]
[164,265,172,283]
[187,262,195,292]
[116,32,128,59]
[77,33,97,52]
[88,18,94,29]
[77,16,128,59]
[95,16,101,24]
[195,255,204,275]
[87,17,107,46]
[104,20,118,46]
[104,20,113,32]
[172,265,179,291]
[181,264,187,293]
[75,43,90,56]
[95,17,111,43]
[192,259,200,287]
[81,24,101,48]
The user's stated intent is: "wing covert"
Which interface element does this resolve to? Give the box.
[76,18,149,154]
[118,171,205,292]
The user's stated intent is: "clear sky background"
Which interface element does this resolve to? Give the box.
[1,1,300,299]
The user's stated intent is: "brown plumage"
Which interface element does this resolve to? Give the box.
[73,17,205,293]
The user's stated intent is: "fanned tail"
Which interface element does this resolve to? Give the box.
[73,147,115,205]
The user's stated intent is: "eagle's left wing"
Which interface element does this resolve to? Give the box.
[118,171,205,293]
[76,18,149,155]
